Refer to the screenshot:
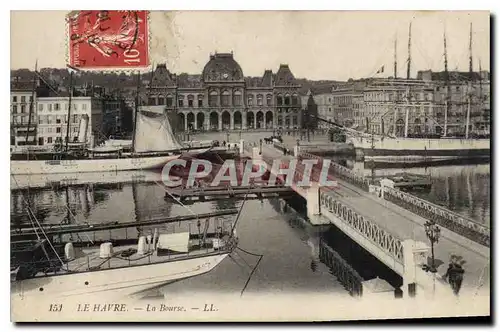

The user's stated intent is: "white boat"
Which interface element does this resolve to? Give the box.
[348,135,490,162]
[11,220,238,299]
[10,111,213,175]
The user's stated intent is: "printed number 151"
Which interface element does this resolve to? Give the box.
[49,304,63,312]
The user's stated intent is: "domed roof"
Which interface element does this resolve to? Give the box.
[202,53,244,82]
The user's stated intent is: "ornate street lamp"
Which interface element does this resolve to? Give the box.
[424,220,441,273]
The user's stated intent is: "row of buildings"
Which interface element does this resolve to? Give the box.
[307,70,491,137]
[11,52,491,148]
[140,52,303,132]
[10,77,133,147]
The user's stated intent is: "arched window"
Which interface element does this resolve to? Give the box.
[221,90,230,107]
[284,94,291,106]
[233,90,242,106]
[276,94,283,106]
[291,94,298,106]
[209,91,218,107]
[266,94,272,106]
[187,95,194,107]
[198,95,204,107]
[257,94,263,106]
[166,94,173,107]
[248,95,253,106]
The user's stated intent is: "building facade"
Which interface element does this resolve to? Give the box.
[10,81,37,146]
[37,96,103,146]
[143,53,302,131]
[331,81,366,128]
[362,79,437,136]
[306,84,334,129]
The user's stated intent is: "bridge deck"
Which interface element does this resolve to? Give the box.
[258,144,490,291]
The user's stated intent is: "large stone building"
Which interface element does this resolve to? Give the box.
[305,84,334,129]
[10,81,37,146]
[143,52,302,131]
[37,96,103,146]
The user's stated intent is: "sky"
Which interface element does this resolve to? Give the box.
[10,10,490,81]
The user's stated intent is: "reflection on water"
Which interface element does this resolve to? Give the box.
[10,158,489,297]
[345,160,491,225]
[10,171,346,296]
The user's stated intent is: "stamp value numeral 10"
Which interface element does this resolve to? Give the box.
[124,48,141,64]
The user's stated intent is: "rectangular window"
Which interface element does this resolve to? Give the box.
[188,99,193,107]
[55,103,60,111]
[221,95,230,107]
[47,127,53,133]
[178,99,184,107]
[48,104,52,111]
[82,104,87,110]
[12,96,17,102]
[73,104,78,111]
[158,97,164,105]
[29,96,33,102]
[21,105,26,113]
[56,127,61,133]
[209,95,218,107]
[21,96,26,103]
[47,116,52,124]
[73,127,78,133]
[198,99,203,107]
[73,115,78,123]
[166,97,173,107]
[64,103,68,110]
[47,137,52,143]
[12,105,17,114]
[39,104,43,111]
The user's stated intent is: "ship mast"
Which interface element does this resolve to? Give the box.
[394,34,398,79]
[403,22,412,137]
[131,71,141,152]
[465,23,473,139]
[26,60,37,143]
[469,22,474,81]
[65,66,76,152]
[443,28,449,137]
[406,22,412,80]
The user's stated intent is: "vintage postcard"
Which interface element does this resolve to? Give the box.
[10,10,490,322]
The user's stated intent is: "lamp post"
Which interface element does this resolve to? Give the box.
[424,220,441,273]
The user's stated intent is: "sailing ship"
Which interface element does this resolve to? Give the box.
[11,183,242,299]
[10,68,214,175]
[347,23,490,162]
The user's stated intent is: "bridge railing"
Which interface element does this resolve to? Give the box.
[319,238,363,297]
[242,142,254,155]
[299,151,372,191]
[319,190,404,264]
[383,186,490,247]
[273,142,287,154]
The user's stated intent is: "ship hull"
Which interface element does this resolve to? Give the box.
[11,252,229,300]
[10,155,179,175]
[349,137,490,162]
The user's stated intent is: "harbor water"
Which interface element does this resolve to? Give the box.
[10,156,490,298]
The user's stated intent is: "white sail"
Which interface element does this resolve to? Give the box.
[77,114,89,143]
[134,111,184,153]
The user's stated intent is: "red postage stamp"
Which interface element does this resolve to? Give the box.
[67,10,149,69]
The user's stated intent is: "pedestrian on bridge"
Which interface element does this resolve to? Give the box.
[443,255,465,296]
